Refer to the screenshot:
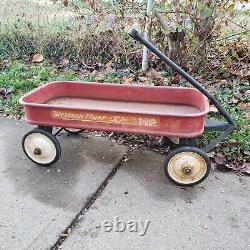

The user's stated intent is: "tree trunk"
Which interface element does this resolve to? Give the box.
[142,0,155,71]
[154,11,174,59]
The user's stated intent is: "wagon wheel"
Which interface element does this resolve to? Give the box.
[22,128,61,166]
[163,147,211,187]
[64,128,84,134]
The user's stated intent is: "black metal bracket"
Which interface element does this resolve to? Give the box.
[37,126,63,136]
[53,128,64,137]
[202,126,235,153]
[205,119,231,131]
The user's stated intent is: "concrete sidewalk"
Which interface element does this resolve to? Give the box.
[61,151,250,250]
[0,118,249,250]
[0,118,127,249]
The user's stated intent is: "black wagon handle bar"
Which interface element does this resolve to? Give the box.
[128,28,235,126]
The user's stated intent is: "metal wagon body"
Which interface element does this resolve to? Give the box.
[20,82,209,138]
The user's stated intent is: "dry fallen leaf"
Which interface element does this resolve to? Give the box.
[238,102,250,112]
[63,0,68,7]
[243,113,250,119]
[214,153,232,172]
[230,98,239,104]
[60,58,69,66]
[242,163,250,176]
[220,79,228,86]
[171,74,182,85]
[209,105,218,113]
[0,88,6,96]
[214,153,225,164]
[32,53,44,63]
[207,151,215,158]
[122,74,134,85]
[244,150,250,156]
[0,87,12,100]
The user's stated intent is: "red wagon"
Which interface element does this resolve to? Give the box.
[20,29,235,186]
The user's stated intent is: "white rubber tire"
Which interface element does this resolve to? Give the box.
[22,128,61,166]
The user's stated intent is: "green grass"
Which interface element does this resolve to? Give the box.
[0,61,77,115]
[0,61,120,115]
[199,80,250,162]
[176,76,249,161]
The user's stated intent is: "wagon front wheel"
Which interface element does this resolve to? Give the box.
[22,128,61,166]
[163,147,211,187]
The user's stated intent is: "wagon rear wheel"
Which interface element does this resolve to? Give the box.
[163,147,211,187]
[22,128,61,166]
[64,128,84,134]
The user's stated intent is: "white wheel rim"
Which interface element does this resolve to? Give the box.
[24,133,57,164]
[66,128,82,132]
[167,152,207,185]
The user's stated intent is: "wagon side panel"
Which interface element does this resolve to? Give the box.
[24,106,205,138]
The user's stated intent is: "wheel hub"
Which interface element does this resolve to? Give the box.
[182,166,192,175]
[34,148,42,156]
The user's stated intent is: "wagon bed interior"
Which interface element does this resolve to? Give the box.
[22,82,208,117]
[46,97,201,116]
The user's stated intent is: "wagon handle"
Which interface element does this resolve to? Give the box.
[128,28,235,127]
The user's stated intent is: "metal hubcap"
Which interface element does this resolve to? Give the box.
[167,151,207,184]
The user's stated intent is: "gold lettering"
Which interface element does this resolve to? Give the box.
[51,110,159,127]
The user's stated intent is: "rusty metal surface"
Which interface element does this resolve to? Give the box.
[47,97,200,116]
[20,81,209,137]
